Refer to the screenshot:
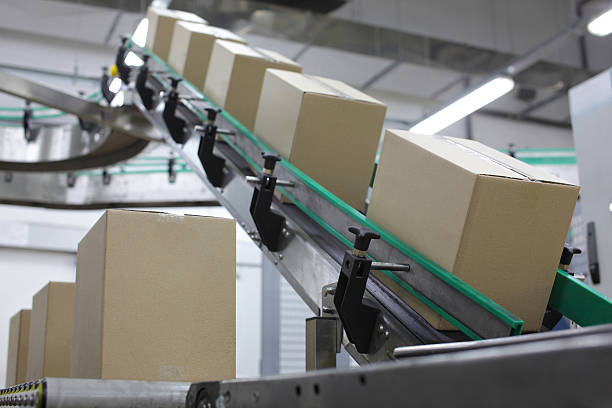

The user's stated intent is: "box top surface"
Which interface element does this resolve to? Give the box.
[176,21,245,43]
[148,7,208,24]
[266,69,385,105]
[387,130,577,186]
[215,40,299,67]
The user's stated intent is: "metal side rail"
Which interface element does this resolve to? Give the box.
[126,42,525,353]
[185,323,612,408]
[0,69,162,142]
[0,378,190,408]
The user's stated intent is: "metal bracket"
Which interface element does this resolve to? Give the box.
[168,156,176,184]
[196,108,226,187]
[22,101,35,143]
[162,77,190,144]
[248,153,287,252]
[66,172,76,188]
[306,317,338,371]
[102,169,111,186]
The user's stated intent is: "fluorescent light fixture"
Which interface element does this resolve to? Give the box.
[609,200,612,213]
[588,8,612,37]
[108,77,122,93]
[410,76,515,135]
[110,91,125,107]
[124,51,143,67]
[132,18,149,47]
[587,9,612,37]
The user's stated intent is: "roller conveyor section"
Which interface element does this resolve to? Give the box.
[0,378,190,408]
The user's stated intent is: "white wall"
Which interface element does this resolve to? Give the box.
[0,204,263,386]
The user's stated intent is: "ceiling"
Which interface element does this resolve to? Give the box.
[1,0,612,128]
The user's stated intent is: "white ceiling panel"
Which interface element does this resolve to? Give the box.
[370,62,461,99]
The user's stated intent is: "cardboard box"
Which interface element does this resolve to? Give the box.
[368,130,579,332]
[5,310,31,386]
[204,40,302,130]
[254,70,386,211]
[145,8,208,61]
[71,210,236,382]
[168,22,246,90]
[26,282,75,380]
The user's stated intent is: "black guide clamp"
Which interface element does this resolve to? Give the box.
[4,172,13,183]
[560,243,582,273]
[136,55,158,110]
[100,66,115,105]
[168,156,176,184]
[248,153,293,252]
[115,36,131,85]
[22,100,35,143]
[334,227,411,353]
[162,77,190,144]
[196,108,228,187]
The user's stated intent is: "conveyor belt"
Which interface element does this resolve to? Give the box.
[1,37,611,366]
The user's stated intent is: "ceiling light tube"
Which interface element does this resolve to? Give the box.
[410,76,515,135]
[132,18,149,47]
[587,8,612,37]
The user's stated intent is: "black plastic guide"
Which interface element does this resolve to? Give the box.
[334,226,381,353]
[162,77,190,144]
[136,55,157,110]
[249,153,286,251]
[197,108,226,187]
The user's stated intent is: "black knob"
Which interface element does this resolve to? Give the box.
[168,76,182,89]
[348,226,380,252]
[120,35,128,45]
[205,108,221,122]
[262,152,281,172]
[560,243,582,266]
[142,54,150,64]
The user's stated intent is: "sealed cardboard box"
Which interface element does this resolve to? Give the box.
[254,69,386,211]
[168,22,246,90]
[204,40,302,130]
[145,8,208,61]
[5,309,31,386]
[71,210,236,382]
[368,130,579,332]
[26,282,75,380]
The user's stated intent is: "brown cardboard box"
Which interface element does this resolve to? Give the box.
[168,22,246,90]
[5,310,31,386]
[254,69,386,211]
[26,282,75,380]
[368,130,579,332]
[70,210,236,382]
[204,40,302,130]
[145,8,208,61]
